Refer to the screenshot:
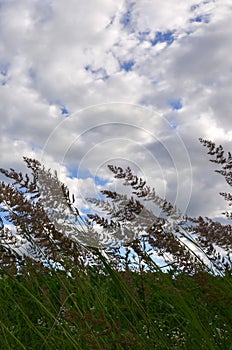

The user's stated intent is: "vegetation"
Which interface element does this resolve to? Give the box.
[0,139,231,349]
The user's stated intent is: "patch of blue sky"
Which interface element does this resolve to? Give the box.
[120,1,136,33]
[85,65,109,80]
[65,166,91,179]
[65,166,110,205]
[64,166,108,183]
[138,30,150,42]
[49,99,70,116]
[66,166,110,188]
[120,2,135,27]
[169,99,183,111]
[190,14,210,23]
[84,65,92,72]
[79,207,94,220]
[94,175,110,187]
[169,121,177,130]
[120,59,135,72]
[60,105,69,116]
[138,30,150,36]
[117,242,170,272]
[151,30,176,46]
[121,9,131,26]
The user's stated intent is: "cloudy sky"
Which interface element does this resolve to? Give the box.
[0,0,232,222]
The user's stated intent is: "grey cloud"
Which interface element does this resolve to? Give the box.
[0,0,231,221]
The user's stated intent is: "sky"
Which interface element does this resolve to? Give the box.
[0,0,232,226]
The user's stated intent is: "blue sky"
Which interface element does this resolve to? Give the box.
[0,0,232,229]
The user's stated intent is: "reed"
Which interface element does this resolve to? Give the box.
[0,139,231,349]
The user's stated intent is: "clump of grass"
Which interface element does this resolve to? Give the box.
[0,262,232,349]
[0,139,231,349]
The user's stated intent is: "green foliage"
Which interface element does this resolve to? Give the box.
[0,139,231,348]
[0,266,231,349]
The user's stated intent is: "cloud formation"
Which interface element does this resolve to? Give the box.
[0,0,231,220]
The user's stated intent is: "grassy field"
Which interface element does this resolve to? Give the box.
[0,257,231,350]
[0,148,231,349]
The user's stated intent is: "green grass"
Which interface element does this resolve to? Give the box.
[0,258,231,350]
[1,145,232,349]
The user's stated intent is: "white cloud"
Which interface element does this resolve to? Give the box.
[0,0,231,225]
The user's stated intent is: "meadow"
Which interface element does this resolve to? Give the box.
[0,258,231,349]
[1,139,232,349]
